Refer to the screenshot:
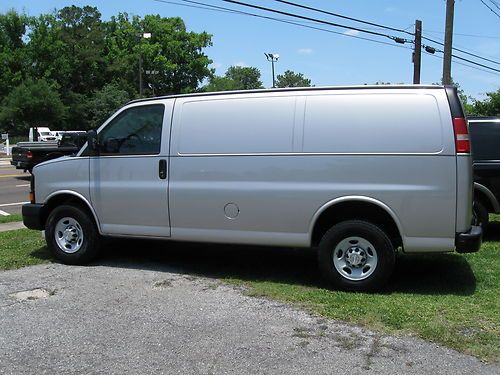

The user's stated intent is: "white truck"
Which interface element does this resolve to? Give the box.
[28,127,57,142]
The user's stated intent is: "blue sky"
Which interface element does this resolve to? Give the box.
[1,0,499,99]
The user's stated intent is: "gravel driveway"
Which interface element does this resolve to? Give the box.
[0,250,497,375]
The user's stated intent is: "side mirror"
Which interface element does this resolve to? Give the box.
[87,130,99,155]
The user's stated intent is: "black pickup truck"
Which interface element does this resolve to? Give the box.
[469,116,500,228]
[11,132,87,172]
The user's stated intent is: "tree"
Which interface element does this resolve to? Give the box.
[469,90,500,116]
[275,70,311,88]
[225,66,263,90]
[203,66,263,92]
[86,83,131,129]
[105,13,213,96]
[0,10,29,98]
[203,76,238,92]
[0,79,66,135]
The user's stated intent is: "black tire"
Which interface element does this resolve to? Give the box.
[45,204,101,265]
[473,199,489,228]
[318,220,395,292]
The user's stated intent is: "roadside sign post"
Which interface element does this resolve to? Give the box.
[1,133,9,156]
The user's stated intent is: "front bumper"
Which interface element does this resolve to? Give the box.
[455,225,482,253]
[22,203,46,230]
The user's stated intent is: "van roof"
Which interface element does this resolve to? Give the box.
[127,84,447,105]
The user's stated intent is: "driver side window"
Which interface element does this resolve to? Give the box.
[99,104,164,156]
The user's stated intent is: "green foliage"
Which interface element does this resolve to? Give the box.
[0,78,67,134]
[0,10,29,98]
[276,70,312,88]
[86,83,131,129]
[0,6,214,135]
[468,90,500,116]
[225,66,263,90]
[203,65,263,92]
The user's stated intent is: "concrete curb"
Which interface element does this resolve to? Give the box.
[0,222,26,232]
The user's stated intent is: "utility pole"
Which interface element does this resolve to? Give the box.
[139,55,143,97]
[413,19,422,84]
[442,0,455,85]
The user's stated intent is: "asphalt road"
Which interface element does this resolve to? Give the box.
[0,256,498,375]
[0,158,30,216]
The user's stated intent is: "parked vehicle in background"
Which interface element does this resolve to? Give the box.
[53,130,85,141]
[22,85,481,292]
[29,127,57,142]
[11,131,87,172]
[469,116,500,228]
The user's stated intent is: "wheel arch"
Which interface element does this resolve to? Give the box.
[474,182,500,214]
[309,196,404,249]
[43,191,101,234]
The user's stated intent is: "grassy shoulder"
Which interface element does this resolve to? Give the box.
[0,229,50,270]
[0,214,22,224]
[226,242,499,362]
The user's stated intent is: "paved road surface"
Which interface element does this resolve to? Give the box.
[0,260,497,375]
[0,159,30,216]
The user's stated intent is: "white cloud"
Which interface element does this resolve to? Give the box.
[234,61,248,67]
[343,29,360,36]
[298,48,313,55]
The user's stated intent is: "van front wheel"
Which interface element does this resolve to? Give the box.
[45,205,101,265]
[318,220,395,292]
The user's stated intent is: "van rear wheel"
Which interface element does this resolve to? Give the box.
[45,205,101,265]
[318,220,395,292]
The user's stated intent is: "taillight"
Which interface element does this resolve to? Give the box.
[29,174,35,203]
[452,117,470,153]
[26,151,33,159]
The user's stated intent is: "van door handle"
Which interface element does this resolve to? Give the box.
[159,159,167,179]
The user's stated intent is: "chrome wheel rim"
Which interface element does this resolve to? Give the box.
[333,236,378,281]
[54,217,84,254]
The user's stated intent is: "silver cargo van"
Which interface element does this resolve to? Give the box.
[22,85,481,291]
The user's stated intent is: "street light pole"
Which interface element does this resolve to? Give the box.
[264,53,279,88]
[138,32,152,97]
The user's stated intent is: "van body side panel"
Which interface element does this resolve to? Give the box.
[168,155,456,250]
[167,88,457,252]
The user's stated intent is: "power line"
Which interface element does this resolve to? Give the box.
[423,44,500,73]
[425,30,500,39]
[153,0,413,50]
[422,35,500,66]
[271,0,413,36]
[488,0,500,11]
[221,0,410,42]
[424,50,500,76]
[222,0,500,72]
[479,0,500,18]
[154,0,500,74]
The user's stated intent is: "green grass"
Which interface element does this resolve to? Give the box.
[0,214,22,224]
[0,229,50,270]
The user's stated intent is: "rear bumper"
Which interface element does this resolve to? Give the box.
[22,203,46,230]
[11,160,26,169]
[455,225,482,253]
